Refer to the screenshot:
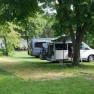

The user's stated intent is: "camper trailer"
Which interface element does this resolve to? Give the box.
[28,38,53,57]
[40,36,94,62]
[46,40,72,62]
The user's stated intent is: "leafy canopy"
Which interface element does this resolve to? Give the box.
[0,0,38,22]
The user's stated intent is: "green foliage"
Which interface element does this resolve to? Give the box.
[41,16,55,37]
[0,0,38,22]
[0,23,20,54]
[55,0,91,33]
[0,23,10,36]
[84,32,94,48]
[0,49,3,56]
[6,31,20,53]
[27,13,47,37]
[24,13,55,38]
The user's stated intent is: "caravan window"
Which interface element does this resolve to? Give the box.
[55,44,67,50]
[80,43,90,50]
[35,42,43,48]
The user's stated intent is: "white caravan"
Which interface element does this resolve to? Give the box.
[46,41,94,62]
[28,38,53,57]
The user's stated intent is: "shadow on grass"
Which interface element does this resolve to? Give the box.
[13,56,35,59]
[0,68,11,76]
[8,60,76,72]
[79,63,94,70]
[2,54,94,73]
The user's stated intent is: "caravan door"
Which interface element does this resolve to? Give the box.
[33,42,44,56]
[55,43,68,60]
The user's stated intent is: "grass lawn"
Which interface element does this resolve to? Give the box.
[0,51,94,94]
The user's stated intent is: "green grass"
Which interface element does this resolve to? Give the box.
[0,74,94,94]
[0,51,94,94]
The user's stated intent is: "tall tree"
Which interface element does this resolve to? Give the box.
[56,0,93,65]
[0,0,39,55]
[40,0,94,65]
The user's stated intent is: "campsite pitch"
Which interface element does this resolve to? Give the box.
[0,51,94,94]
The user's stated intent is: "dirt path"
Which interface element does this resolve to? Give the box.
[0,56,77,80]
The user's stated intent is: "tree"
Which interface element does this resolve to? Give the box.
[0,23,20,55]
[0,0,39,55]
[54,0,93,65]
[40,0,94,65]
[0,23,10,55]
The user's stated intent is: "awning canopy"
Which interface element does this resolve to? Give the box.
[52,35,72,43]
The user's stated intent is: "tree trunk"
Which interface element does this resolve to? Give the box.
[69,24,84,65]
[4,36,8,56]
[25,30,30,55]
[72,40,81,65]
[71,29,84,66]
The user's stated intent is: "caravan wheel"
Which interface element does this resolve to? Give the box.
[88,55,94,62]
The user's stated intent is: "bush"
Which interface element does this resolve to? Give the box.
[0,49,4,56]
